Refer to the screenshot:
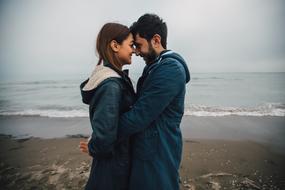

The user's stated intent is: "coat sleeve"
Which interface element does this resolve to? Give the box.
[118,59,186,138]
[88,80,122,158]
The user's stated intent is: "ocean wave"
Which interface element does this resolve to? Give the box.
[0,103,284,117]
[184,103,285,117]
[191,77,218,80]
[0,109,88,118]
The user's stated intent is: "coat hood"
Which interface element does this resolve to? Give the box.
[80,64,121,105]
[160,50,190,83]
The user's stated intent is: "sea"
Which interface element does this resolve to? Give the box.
[0,72,285,118]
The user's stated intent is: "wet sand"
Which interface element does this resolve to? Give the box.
[1,116,284,146]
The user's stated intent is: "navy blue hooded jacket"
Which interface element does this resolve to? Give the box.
[118,50,190,190]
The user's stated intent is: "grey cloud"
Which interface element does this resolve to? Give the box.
[0,0,284,81]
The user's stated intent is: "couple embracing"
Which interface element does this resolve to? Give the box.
[80,13,190,190]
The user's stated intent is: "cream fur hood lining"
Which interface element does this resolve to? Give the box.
[82,64,121,91]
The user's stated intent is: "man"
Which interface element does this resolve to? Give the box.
[118,14,190,190]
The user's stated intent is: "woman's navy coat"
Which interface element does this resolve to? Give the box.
[80,63,136,190]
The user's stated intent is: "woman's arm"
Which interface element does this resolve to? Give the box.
[87,79,122,159]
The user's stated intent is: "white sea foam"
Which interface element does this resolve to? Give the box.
[184,103,285,117]
[0,103,284,117]
[0,109,89,118]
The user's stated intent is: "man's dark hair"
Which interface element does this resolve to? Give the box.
[130,13,167,49]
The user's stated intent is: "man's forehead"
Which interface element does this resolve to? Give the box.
[135,34,147,44]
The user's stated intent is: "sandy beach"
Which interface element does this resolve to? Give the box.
[0,115,285,189]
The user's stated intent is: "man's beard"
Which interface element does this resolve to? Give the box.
[143,44,157,64]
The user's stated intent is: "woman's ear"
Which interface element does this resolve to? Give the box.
[110,40,120,52]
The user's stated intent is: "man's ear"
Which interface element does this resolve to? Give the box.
[151,34,161,48]
[110,40,120,52]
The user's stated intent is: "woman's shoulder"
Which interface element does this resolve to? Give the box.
[97,77,124,91]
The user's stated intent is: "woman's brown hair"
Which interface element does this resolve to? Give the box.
[96,23,130,70]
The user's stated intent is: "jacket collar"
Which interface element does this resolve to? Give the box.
[142,50,172,76]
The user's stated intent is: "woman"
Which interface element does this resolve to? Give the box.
[79,23,136,190]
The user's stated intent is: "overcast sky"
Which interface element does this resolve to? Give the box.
[0,0,285,80]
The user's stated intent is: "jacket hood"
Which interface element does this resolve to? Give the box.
[160,50,190,83]
[80,64,121,105]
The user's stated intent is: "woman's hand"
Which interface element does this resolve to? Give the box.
[79,140,90,155]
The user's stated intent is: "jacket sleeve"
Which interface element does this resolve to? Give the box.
[118,59,186,138]
[88,80,122,158]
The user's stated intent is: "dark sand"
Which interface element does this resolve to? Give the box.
[0,115,285,189]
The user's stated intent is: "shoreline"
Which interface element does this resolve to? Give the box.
[0,115,284,153]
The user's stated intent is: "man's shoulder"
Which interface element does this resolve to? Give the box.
[158,56,186,74]
[161,57,181,67]
[160,51,185,65]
